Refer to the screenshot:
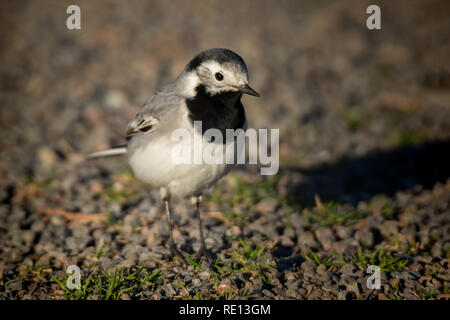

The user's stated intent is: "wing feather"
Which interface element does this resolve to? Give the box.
[125,83,183,140]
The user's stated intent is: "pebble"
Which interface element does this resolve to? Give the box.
[283,226,296,240]
[340,264,356,275]
[289,213,306,230]
[254,198,278,214]
[198,271,210,281]
[191,278,202,287]
[8,281,23,292]
[379,221,399,237]
[301,261,317,278]
[319,271,332,283]
[162,283,176,297]
[117,259,135,269]
[332,239,359,256]
[297,231,319,250]
[336,225,353,239]
[225,225,241,237]
[120,293,131,300]
[9,208,26,223]
[31,220,46,232]
[104,89,128,110]
[354,230,374,248]
[315,227,335,250]
[37,146,58,169]
[316,264,327,275]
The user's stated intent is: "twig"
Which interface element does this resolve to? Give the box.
[314,194,324,211]
[204,211,233,226]
[36,207,106,223]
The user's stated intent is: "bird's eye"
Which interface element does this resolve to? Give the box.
[215,72,224,81]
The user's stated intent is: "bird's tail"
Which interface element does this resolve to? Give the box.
[87,147,127,159]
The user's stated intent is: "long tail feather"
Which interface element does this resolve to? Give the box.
[87,147,127,159]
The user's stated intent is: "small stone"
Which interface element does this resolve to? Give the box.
[321,283,336,294]
[120,293,131,300]
[89,182,104,195]
[354,230,374,248]
[379,221,398,237]
[50,216,65,227]
[31,220,46,232]
[408,262,424,273]
[403,289,418,300]
[124,214,140,228]
[199,271,210,281]
[395,191,412,207]
[298,231,319,250]
[22,230,35,244]
[100,257,115,269]
[8,281,23,291]
[307,289,322,299]
[340,264,356,275]
[117,259,135,269]
[218,278,238,295]
[65,237,78,252]
[191,278,202,287]
[378,293,390,300]
[319,271,332,283]
[8,208,26,223]
[104,89,128,110]
[337,291,347,300]
[280,236,295,247]
[316,264,327,275]
[431,242,442,258]
[162,283,176,297]
[283,227,296,239]
[300,261,317,278]
[145,251,164,262]
[226,225,241,237]
[261,289,275,298]
[54,253,68,269]
[345,282,360,296]
[315,227,335,251]
[296,288,307,298]
[332,239,359,256]
[254,198,278,214]
[37,146,58,169]
[286,287,303,299]
[284,272,297,281]
[289,213,306,230]
[245,278,263,293]
[336,226,353,239]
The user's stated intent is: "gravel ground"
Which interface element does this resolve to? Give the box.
[0,0,449,300]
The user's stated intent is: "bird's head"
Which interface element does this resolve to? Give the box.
[178,48,260,98]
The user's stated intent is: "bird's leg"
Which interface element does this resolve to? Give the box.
[192,195,213,261]
[161,187,186,264]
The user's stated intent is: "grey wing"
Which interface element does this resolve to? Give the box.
[125,84,182,140]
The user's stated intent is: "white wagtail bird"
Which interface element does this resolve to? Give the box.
[88,48,260,262]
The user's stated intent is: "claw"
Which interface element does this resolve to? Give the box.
[170,243,187,264]
[196,245,214,263]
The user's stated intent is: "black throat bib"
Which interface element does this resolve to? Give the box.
[186,84,246,137]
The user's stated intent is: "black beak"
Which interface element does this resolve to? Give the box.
[239,84,260,97]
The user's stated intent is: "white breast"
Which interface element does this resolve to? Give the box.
[127,111,242,198]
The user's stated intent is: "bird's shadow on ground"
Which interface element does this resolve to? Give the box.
[281,139,450,207]
[262,139,450,269]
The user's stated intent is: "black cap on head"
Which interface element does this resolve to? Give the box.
[186,48,247,72]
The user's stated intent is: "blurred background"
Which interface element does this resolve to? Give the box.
[0,0,449,300]
[1,0,449,202]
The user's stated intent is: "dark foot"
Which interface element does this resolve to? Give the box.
[196,245,214,263]
[169,243,187,264]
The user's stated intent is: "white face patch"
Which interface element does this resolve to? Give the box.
[178,71,201,98]
[198,60,248,96]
